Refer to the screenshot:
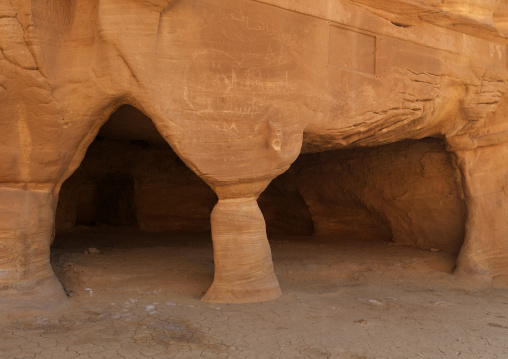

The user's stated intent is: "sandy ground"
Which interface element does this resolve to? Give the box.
[1,228,508,358]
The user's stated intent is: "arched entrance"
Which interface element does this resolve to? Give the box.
[50,104,467,300]
[259,137,466,290]
[51,105,219,298]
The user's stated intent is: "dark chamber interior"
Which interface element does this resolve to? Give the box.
[55,105,466,253]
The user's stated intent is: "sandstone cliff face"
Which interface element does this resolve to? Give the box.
[1,0,508,304]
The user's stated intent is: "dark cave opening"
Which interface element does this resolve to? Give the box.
[50,106,467,300]
[74,171,137,227]
[262,137,466,253]
[54,105,465,256]
[55,105,218,237]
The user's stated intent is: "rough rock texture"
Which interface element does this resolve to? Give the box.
[265,138,466,253]
[1,0,508,304]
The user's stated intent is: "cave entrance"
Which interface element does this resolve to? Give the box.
[260,138,466,288]
[52,105,219,298]
[52,107,467,298]
[55,105,219,235]
[262,137,466,251]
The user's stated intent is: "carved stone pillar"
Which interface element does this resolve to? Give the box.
[453,142,508,280]
[0,186,66,304]
[202,181,282,303]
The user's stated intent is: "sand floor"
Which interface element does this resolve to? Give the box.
[1,228,507,358]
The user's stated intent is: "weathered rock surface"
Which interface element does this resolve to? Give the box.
[1,0,508,304]
[265,138,466,253]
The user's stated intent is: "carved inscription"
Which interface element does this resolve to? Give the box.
[328,25,376,75]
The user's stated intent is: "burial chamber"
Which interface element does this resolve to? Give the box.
[1,0,508,304]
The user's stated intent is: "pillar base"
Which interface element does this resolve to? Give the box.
[202,198,282,304]
[202,277,282,304]
[451,143,508,283]
[0,186,67,316]
[0,276,67,319]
